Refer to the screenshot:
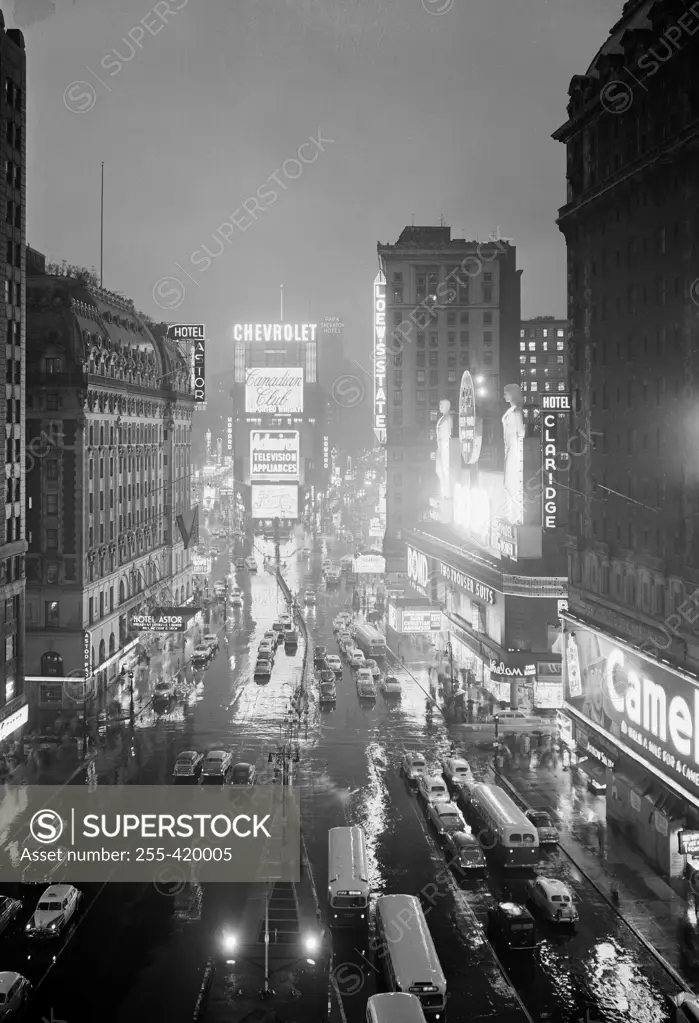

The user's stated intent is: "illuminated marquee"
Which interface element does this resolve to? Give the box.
[250,431,299,481]
[245,368,304,415]
[233,324,317,342]
[407,545,430,591]
[439,562,496,604]
[193,340,206,406]
[373,272,387,445]
[323,435,329,470]
[227,417,233,453]
[83,630,92,680]
[542,413,558,529]
[458,371,482,463]
[251,484,299,520]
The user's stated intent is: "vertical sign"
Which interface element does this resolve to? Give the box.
[323,435,329,469]
[373,272,387,445]
[83,631,92,679]
[193,340,206,406]
[542,413,558,529]
[227,417,233,453]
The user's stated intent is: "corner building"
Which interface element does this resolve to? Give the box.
[0,16,27,754]
[24,250,195,726]
[555,0,699,876]
[378,226,567,713]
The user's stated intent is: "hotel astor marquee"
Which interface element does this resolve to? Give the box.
[563,612,699,805]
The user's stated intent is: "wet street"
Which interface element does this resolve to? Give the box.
[6,531,686,1023]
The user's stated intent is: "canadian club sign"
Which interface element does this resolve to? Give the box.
[245,368,304,415]
[373,272,387,445]
[458,371,482,464]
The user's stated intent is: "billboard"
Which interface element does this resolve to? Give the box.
[193,339,206,406]
[542,412,560,530]
[191,555,212,575]
[563,617,699,802]
[251,484,299,520]
[128,608,200,633]
[373,272,387,445]
[394,607,443,633]
[353,554,385,574]
[233,324,317,342]
[245,368,304,415]
[534,681,563,709]
[458,371,482,464]
[250,431,299,481]
[167,324,205,341]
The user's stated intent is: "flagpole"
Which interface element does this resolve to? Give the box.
[280,285,283,322]
[100,162,104,287]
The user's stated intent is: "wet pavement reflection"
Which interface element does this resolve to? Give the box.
[10,532,684,1022]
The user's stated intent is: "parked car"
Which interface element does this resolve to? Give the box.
[258,641,275,661]
[231,762,256,785]
[203,633,219,652]
[365,658,381,680]
[201,750,233,784]
[230,589,243,607]
[495,710,548,730]
[245,556,257,572]
[254,658,273,680]
[401,752,428,787]
[25,884,81,938]
[271,622,286,643]
[317,669,336,686]
[380,675,401,696]
[213,581,226,597]
[348,648,366,669]
[527,878,578,924]
[0,973,31,1018]
[173,750,203,781]
[235,558,246,570]
[487,902,537,950]
[192,645,212,668]
[0,897,21,938]
[325,654,343,676]
[441,757,474,795]
[525,809,559,845]
[319,680,337,704]
[314,646,327,669]
[153,679,176,701]
[426,800,466,839]
[304,590,316,606]
[443,830,486,875]
[417,774,450,806]
[284,630,299,651]
[262,631,277,645]
[338,635,354,655]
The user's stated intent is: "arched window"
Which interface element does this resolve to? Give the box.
[99,639,106,664]
[41,651,64,677]
[109,633,115,655]
[119,580,126,604]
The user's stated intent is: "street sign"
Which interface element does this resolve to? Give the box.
[167,324,205,340]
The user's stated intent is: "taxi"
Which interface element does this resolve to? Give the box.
[526,877,578,924]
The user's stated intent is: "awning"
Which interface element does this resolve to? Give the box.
[651,786,686,822]
[612,760,654,798]
[575,753,607,781]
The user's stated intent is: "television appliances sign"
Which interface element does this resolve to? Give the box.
[233,324,317,342]
[245,368,303,415]
[250,431,299,481]
[564,618,699,802]
[373,272,387,445]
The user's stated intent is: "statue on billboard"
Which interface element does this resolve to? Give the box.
[436,399,454,498]
[205,429,212,457]
[502,384,525,523]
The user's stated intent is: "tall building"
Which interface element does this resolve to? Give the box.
[318,316,371,469]
[231,321,325,524]
[378,226,567,712]
[24,252,195,727]
[0,16,27,752]
[555,0,699,875]
[377,226,521,564]
[519,316,568,405]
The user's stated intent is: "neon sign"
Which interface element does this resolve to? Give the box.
[233,324,317,341]
[542,413,558,529]
[458,371,481,463]
[373,272,387,445]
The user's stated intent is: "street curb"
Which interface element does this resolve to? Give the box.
[491,767,694,995]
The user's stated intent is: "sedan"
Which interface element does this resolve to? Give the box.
[347,649,366,669]
[319,681,337,704]
[203,633,219,652]
[441,757,473,794]
[26,885,81,938]
[426,801,466,839]
[525,809,560,845]
[258,641,275,661]
[0,897,21,938]
[231,762,256,785]
[304,590,316,606]
[325,654,343,676]
[317,669,336,686]
[153,680,176,701]
[201,751,233,783]
[417,774,450,806]
[254,659,272,680]
[443,831,486,875]
[365,659,381,680]
[314,646,328,669]
[0,973,31,1018]
[527,878,578,924]
[356,675,376,700]
[400,752,428,787]
[380,675,401,696]
[192,645,212,668]
[173,750,203,781]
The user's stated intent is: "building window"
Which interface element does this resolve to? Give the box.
[557,340,565,351]
[482,285,492,302]
[393,390,402,403]
[46,529,58,549]
[483,312,492,325]
[46,493,58,515]
[557,329,564,337]
[460,331,469,345]
[429,333,438,348]
[416,370,426,384]
[45,357,62,374]
[416,390,426,403]
[46,563,59,584]
[45,601,59,627]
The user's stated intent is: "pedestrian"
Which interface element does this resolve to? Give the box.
[596,818,606,856]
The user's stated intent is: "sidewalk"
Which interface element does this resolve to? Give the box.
[494,757,697,993]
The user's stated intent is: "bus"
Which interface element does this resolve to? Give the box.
[374,895,447,1018]
[468,783,539,868]
[354,624,387,661]
[366,993,427,1023]
[327,826,370,928]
